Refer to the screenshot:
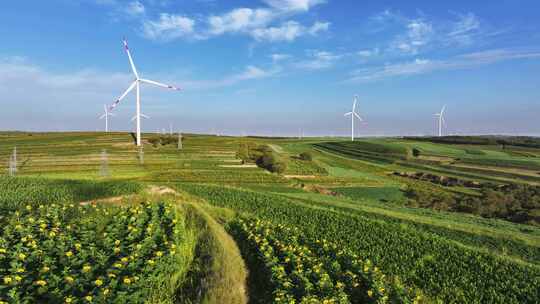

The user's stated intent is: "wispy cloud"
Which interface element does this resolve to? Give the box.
[447,12,480,46]
[295,50,342,70]
[181,65,280,89]
[367,10,498,57]
[347,49,540,83]
[0,56,277,109]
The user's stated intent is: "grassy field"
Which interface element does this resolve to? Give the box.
[1,131,539,303]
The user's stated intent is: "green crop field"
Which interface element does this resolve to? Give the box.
[1,132,539,303]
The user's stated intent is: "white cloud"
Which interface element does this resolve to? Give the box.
[262,0,325,12]
[271,53,291,62]
[251,20,329,42]
[207,8,274,35]
[142,13,196,41]
[357,48,380,57]
[347,49,540,83]
[295,50,342,70]
[308,21,330,35]
[251,21,303,42]
[138,1,328,42]
[125,1,145,16]
[236,65,274,80]
[391,19,433,54]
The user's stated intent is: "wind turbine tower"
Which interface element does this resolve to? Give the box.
[344,95,363,141]
[109,39,181,146]
[434,105,446,137]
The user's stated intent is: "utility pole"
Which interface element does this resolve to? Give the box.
[178,133,183,150]
[100,149,110,177]
[8,147,17,176]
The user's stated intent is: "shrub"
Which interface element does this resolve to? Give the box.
[299,151,313,161]
[254,149,288,174]
[412,148,421,157]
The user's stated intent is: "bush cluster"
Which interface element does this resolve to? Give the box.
[236,144,287,174]
[405,183,540,225]
[148,135,178,147]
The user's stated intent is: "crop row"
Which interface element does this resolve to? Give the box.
[229,217,422,303]
[0,200,183,303]
[177,183,540,303]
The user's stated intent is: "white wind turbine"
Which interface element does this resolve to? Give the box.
[109,38,181,146]
[99,104,115,132]
[344,95,363,141]
[434,105,446,137]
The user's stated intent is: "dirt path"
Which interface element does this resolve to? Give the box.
[219,164,258,168]
[79,185,249,304]
[284,174,317,179]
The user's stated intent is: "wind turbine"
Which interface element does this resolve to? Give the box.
[434,105,446,137]
[344,95,363,141]
[99,104,115,132]
[109,38,181,146]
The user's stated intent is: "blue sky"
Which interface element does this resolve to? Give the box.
[1,0,539,136]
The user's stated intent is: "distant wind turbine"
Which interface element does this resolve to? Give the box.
[131,113,149,132]
[434,105,446,137]
[99,104,115,132]
[109,38,181,146]
[344,95,363,141]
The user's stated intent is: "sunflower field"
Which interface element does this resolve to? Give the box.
[228,217,423,304]
[0,200,185,303]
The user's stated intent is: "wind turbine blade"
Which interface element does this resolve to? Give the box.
[110,81,137,110]
[131,115,136,122]
[441,105,446,115]
[99,114,106,119]
[140,114,150,119]
[354,112,362,121]
[139,78,181,91]
[344,112,352,116]
[109,113,116,117]
[123,39,139,79]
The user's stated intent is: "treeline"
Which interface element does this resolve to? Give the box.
[405,183,540,225]
[404,135,540,149]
